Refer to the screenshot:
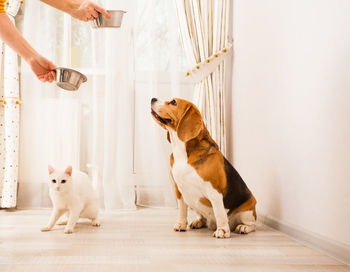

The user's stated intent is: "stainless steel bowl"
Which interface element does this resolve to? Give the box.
[54,67,87,91]
[91,10,126,28]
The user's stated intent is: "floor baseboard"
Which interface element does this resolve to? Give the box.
[258,213,350,266]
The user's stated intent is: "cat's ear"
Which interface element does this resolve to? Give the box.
[65,166,73,176]
[48,165,55,175]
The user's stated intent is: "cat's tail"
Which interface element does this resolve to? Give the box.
[86,163,100,196]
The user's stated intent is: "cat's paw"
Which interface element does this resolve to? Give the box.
[57,220,67,225]
[173,221,187,232]
[64,228,73,234]
[92,219,100,227]
[40,226,51,232]
[212,228,230,238]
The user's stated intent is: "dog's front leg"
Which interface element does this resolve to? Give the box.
[174,196,188,232]
[171,171,188,232]
[207,190,230,238]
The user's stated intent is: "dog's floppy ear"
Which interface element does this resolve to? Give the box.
[167,131,171,143]
[177,105,203,142]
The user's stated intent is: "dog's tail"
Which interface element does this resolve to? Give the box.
[86,163,100,196]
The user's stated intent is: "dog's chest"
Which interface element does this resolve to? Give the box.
[172,159,204,200]
[170,132,214,217]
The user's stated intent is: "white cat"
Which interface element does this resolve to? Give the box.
[41,165,100,234]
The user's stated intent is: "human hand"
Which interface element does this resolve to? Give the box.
[70,1,111,22]
[27,54,56,83]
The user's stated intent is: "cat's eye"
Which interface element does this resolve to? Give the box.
[61,180,66,184]
[52,179,56,183]
[170,99,177,106]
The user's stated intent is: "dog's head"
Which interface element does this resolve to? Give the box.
[151,98,203,142]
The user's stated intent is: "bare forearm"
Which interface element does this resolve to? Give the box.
[0,13,56,82]
[0,13,38,62]
[40,0,110,21]
[39,0,82,16]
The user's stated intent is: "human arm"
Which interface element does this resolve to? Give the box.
[0,13,56,82]
[40,0,111,22]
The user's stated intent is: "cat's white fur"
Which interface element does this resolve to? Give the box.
[41,165,100,234]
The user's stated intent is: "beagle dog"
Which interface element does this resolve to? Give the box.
[151,98,257,238]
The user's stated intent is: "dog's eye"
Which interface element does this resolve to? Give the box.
[61,180,66,184]
[170,100,177,106]
[52,179,56,183]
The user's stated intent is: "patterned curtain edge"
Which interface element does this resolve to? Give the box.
[0,0,22,208]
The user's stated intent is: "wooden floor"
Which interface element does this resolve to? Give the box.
[0,208,349,272]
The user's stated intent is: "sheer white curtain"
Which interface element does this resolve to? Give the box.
[19,0,135,210]
[133,0,193,207]
[18,0,191,209]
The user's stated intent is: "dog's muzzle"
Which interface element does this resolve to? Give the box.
[150,98,169,125]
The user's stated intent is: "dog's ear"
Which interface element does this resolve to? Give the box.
[167,131,171,143]
[177,105,203,142]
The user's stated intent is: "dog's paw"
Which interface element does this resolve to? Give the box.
[234,224,255,234]
[208,220,217,231]
[189,218,206,229]
[57,220,67,225]
[173,222,187,232]
[212,228,230,238]
[64,228,73,234]
[92,219,101,227]
[40,226,51,232]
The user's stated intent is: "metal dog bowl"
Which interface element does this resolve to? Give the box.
[54,67,87,91]
[91,10,126,28]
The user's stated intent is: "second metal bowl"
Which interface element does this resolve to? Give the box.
[91,10,126,28]
[54,67,87,91]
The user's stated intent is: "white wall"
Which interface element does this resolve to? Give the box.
[231,0,350,247]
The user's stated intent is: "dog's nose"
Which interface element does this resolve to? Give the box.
[151,98,157,104]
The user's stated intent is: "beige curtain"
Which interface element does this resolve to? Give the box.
[175,0,230,154]
[0,0,21,208]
